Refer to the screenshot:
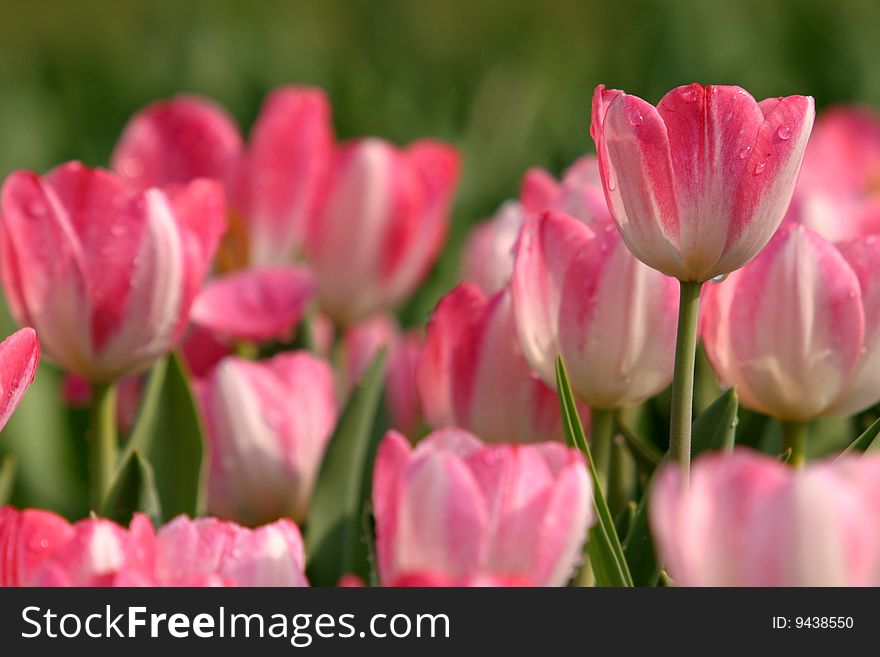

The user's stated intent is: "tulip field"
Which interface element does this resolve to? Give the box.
[2,1,880,590]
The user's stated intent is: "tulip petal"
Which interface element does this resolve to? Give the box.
[0,328,40,432]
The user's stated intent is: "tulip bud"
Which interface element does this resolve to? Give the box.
[372,430,593,586]
[512,211,679,408]
[200,352,337,524]
[651,450,880,586]
[0,163,226,383]
[417,284,564,443]
[591,83,815,282]
[0,328,40,432]
[702,223,880,420]
[309,138,460,325]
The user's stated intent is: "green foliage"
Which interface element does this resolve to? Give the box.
[691,388,738,457]
[101,450,162,526]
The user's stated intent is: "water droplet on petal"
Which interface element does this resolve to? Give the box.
[626,107,644,126]
[754,161,767,175]
[738,145,752,160]
[679,87,698,103]
[776,125,791,141]
[711,273,728,283]
[607,170,617,192]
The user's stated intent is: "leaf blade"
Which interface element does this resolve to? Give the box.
[691,388,738,457]
[100,450,162,526]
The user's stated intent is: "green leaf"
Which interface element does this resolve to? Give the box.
[622,492,660,587]
[121,354,204,520]
[100,450,161,526]
[122,357,169,459]
[306,348,387,586]
[556,357,632,587]
[0,455,16,506]
[616,415,663,475]
[691,388,738,457]
[838,414,880,458]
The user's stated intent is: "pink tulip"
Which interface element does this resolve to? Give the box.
[512,211,679,408]
[460,201,526,295]
[0,328,40,432]
[702,223,880,420]
[0,163,225,383]
[309,138,460,325]
[788,106,880,242]
[1,507,309,586]
[338,314,399,396]
[372,429,593,586]
[179,323,232,379]
[416,284,564,443]
[199,352,337,524]
[591,83,814,282]
[190,265,316,343]
[112,87,333,266]
[651,450,880,586]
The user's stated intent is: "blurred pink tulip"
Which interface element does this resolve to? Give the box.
[373,429,593,586]
[591,83,814,282]
[199,352,337,524]
[416,284,564,443]
[788,106,880,242]
[0,507,309,586]
[0,328,40,432]
[0,162,225,383]
[339,315,424,439]
[190,265,316,343]
[651,450,880,586]
[512,211,679,408]
[112,87,333,266]
[460,155,610,296]
[702,223,880,420]
[309,138,460,325]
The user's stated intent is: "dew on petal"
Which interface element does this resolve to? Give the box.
[776,125,791,141]
[738,145,752,160]
[754,161,767,175]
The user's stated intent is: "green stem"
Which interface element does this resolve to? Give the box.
[89,382,118,510]
[608,435,634,518]
[781,421,808,467]
[590,408,615,492]
[669,280,703,482]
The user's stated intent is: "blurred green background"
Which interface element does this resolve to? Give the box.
[0,0,876,514]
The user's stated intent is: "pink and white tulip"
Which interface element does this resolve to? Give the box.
[199,352,337,524]
[701,223,880,420]
[0,328,40,432]
[788,105,880,242]
[113,87,333,266]
[651,450,880,586]
[0,163,225,383]
[190,265,316,343]
[0,507,309,586]
[308,138,460,325]
[372,429,593,586]
[460,201,526,295]
[416,284,564,443]
[591,83,814,281]
[512,211,679,408]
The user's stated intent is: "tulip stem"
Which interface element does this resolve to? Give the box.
[88,382,118,510]
[669,280,702,483]
[781,421,808,468]
[590,408,615,492]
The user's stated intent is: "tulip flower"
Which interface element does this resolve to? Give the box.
[0,328,40,433]
[308,138,460,325]
[0,507,309,586]
[113,86,333,267]
[701,223,880,463]
[416,284,564,443]
[460,201,526,295]
[372,429,593,586]
[199,352,337,524]
[0,162,226,384]
[788,105,880,242]
[512,210,678,478]
[190,265,316,343]
[650,450,880,586]
[591,83,814,475]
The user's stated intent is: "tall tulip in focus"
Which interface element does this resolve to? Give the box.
[309,138,460,326]
[0,162,225,504]
[416,284,564,444]
[199,352,337,524]
[591,83,815,475]
[512,210,678,478]
[651,450,880,586]
[0,328,40,433]
[373,429,593,586]
[701,223,880,464]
